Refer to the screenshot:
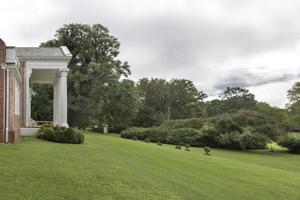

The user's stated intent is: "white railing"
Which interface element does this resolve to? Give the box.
[35,121,53,127]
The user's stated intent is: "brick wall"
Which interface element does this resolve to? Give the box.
[0,39,22,143]
[8,73,21,143]
[20,62,26,127]
[0,69,4,143]
[0,39,5,63]
[0,39,6,143]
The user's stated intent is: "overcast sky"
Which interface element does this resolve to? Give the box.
[1,0,300,107]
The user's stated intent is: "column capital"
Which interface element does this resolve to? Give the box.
[57,68,69,77]
[26,67,32,76]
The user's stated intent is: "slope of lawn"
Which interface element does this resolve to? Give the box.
[0,133,300,200]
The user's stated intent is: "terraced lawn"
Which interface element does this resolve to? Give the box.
[0,133,299,200]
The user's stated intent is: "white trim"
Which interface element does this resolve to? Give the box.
[20,127,40,136]
[15,82,20,115]
[17,56,71,62]
[25,67,32,127]
[60,46,72,57]
[5,69,9,143]
[6,64,22,84]
[26,61,69,69]
[6,47,16,64]
[2,67,6,142]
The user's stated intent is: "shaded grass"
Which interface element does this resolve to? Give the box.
[0,133,299,200]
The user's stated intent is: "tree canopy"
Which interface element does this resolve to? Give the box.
[33,23,134,129]
[286,82,300,131]
[134,78,207,127]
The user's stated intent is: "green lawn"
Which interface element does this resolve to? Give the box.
[0,133,300,200]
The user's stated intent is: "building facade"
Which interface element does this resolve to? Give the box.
[0,38,72,143]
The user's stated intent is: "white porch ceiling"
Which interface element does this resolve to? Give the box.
[31,69,58,84]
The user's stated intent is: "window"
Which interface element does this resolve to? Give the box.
[15,82,20,115]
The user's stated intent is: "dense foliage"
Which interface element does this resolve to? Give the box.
[31,84,53,121]
[134,78,207,127]
[33,23,206,132]
[204,87,257,117]
[286,82,300,131]
[122,110,283,150]
[34,23,136,130]
[278,133,300,153]
[37,124,84,144]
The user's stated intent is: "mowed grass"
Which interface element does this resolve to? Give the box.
[0,133,300,200]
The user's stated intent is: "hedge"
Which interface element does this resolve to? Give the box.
[121,110,284,150]
[121,125,270,150]
[278,133,300,153]
[37,124,84,144]
[161,118,205,129]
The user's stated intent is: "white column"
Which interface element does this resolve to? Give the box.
[53,82,58,125]
[57,69,69,127]
[25,67,32,127]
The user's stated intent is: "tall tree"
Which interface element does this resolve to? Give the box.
[135,78,207,127]
[204,87,257,117]
[286,82,300,131]
[256,102,289,131]
[135,78,169,127]
[167,79,207,119]
[287,82,300,104]
[219,87,257,113]
[36,23,135,129]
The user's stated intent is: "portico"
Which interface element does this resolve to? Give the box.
[15,47,72,134]
[0,39,73,142]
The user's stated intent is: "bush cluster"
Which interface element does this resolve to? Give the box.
[37,124,84,144]
[278,133,300,153]
[121,110,283,150]
[161,118,205,129]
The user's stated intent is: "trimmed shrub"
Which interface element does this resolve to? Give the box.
[121,127,170,142]
[278,133,300,153]
[161,118,205,129]
[121,127,202,145]
[120,127,148,140]
[144,138,150,143]
[184,144,191,151]
[37,125,84,144]
[175,145,182,150]
[166,128,201,145]
[204,146,211,155]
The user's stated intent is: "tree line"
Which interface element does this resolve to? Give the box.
[31,23,300,134]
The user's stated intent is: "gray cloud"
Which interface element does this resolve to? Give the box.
[214,69,300,90]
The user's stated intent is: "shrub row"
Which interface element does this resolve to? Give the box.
[121,126,269,150]
[121,110,283,150]
[161,118,206,129]
[37,124,84,144]
[278,133,300,153]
